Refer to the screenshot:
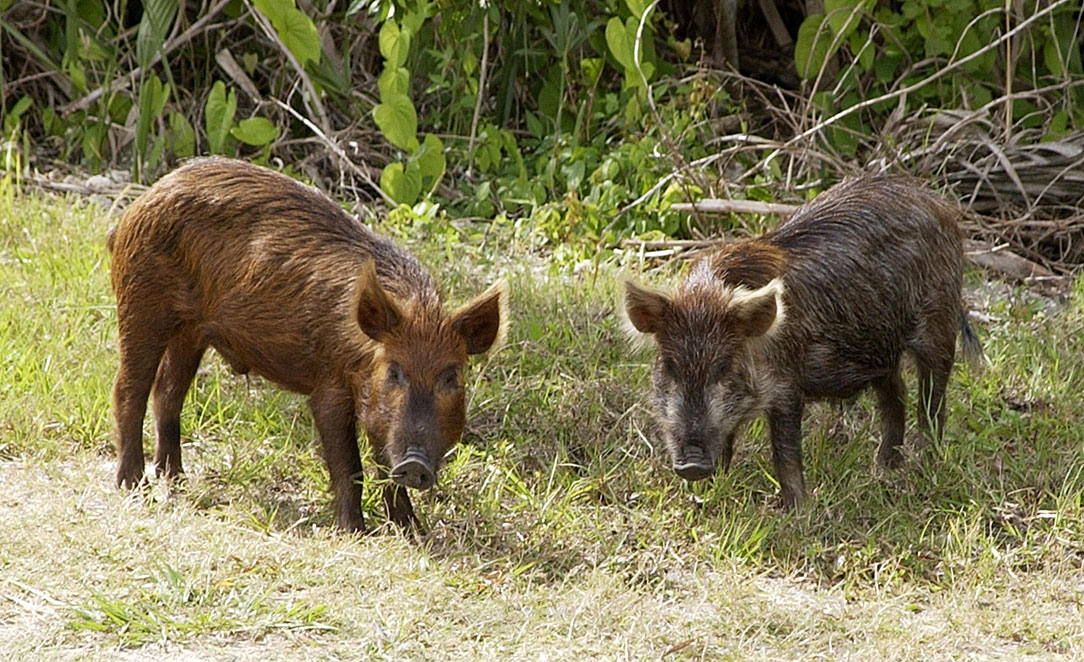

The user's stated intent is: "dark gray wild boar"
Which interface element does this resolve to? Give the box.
[622,175,982,508]
[109,157,508,531]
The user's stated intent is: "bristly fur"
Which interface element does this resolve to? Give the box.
[109,156,508,532]
[619,174,977,511]
[706,240,787,291]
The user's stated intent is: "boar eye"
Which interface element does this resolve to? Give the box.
[436,366,461,392]
[386,362,406,387]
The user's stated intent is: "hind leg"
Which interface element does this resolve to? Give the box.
[151,332,206,479]
[114,326,170,489]
[874,367,906,468]
[916,351,954,442]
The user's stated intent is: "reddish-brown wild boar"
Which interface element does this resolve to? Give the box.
[109,157,508,531]
[622,176,982,508]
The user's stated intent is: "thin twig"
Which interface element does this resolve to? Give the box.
[466,9,491,179]
[272,98,396,207]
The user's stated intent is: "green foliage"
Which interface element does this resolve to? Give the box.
[373,94,418,152]
[252,0,322,67]
[135,0,178,69]
[604,0,658,90]
[794,0,1084,135]
[135,75,171,180]
[371,3,448,205]
[204,81,238,155]
[2,0,1081,250]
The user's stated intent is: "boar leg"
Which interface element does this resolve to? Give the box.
[114,323,170,489]
[309,385,365,532]
[768,393,806,509]
[916,354,953,441]
[874,368,906,468]
[380,470,420,530]
[151,332,206,479]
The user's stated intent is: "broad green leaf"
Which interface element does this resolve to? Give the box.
[400,4,429,35]
[135,76,169,179]
[82,122,106,171]
[825,0,866,40]
[277,5,321,66]
[67,60,87,95]
[253,0,321,67]
[373,93,418,152]
[42,107,63,137]
[1042,110,1070,142]
[638,60,655,84]
[1045,35,1066,77]
[415,133,445,180]
[625,0,647,18]
[849,31,874,71]
[795,14,830,80]
[380,161,422,205]
[168,112,195,158]
[3,96,31,134]
[462,49,478,78]
[108,94,133,124]
[581,58,603,86]
[874,52,902,82]
[378,20,410,69]
[230,116,280,146]
[606,17,632,70]
[205,80,238,154]
[378,67,410,101]
[148,133,167,175]
[136,0,178,69]
[526,112,544,140]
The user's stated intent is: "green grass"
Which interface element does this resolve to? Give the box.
[1,190,1083,660]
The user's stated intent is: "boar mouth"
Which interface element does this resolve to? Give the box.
[390,449,436,491]
[672,445,715,482]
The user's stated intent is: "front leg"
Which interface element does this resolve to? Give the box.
[377,466,422,531]
[767,391,806,509]
[309,385,365,532]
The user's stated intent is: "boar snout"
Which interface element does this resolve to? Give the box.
[672,441,715,482]
[391,449,436,490]
[673,459,714,482]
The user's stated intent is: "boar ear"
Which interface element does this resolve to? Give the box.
[622,278,671,336]
[451,280,509,355]
[729,278,785,338]
[354,259,403,342]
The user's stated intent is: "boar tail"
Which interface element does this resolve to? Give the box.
[959,308,986,373]
[105,225,117,253]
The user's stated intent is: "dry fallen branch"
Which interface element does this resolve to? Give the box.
[670,199,798,216]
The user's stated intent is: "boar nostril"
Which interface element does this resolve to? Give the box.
[673,461,715,482]
[673,445,714,481]
[390,454,436,491]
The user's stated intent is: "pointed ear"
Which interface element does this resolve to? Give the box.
[622,278,671,335]
[354,259,403,342]
[729,278,785,338]
[451,280,508,355]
